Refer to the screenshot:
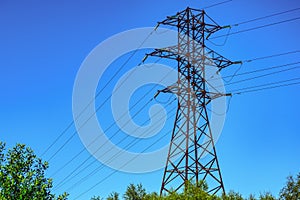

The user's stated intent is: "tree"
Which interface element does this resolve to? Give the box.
[182,180,220,200]
[144,192,161,200]
[107,192,119,200]
[279,173,300,200]
[0,142,68,199]
[259,192,275,200]
[91,172,300,200]
[123,183,146,200]
[222,191,244,200]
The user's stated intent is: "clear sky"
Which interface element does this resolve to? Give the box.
[0,0,300,199]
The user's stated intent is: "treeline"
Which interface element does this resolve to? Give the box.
[91,173,300,200]
[0,142,299,200]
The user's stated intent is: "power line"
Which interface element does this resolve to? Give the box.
[224,65,300,87]
[232,7,300,26]
[203,0,233,9]
[72,6,300,198]
[42,29,157,158]
[216,53,300,83]
[53,97,154,189]
[229,77,300,94]
[45,16,297,158]
[72,114,175,200]
[212,78,300,114]
[54,97,175,190]
[207,95,233,116]
[211,52,300,82]
[209,52,300,84]
[243,50,300,63]
[210,16,300,39]
[46,6,300,197]
[207,7,300,46]
[45,50,160,161]
[209,63,300,91]
[47,71,144,162]
[207,27,232,47]
[43,4,300,158]
[231,79,300,95]
[50,59,162,176]
[62,101,176,193]
[41,122,74,157]
[47,133,77,161]
[51,56,300,172]
[53,67,176,186]
[217,61,300,81]
[50,59,174,178]
[50,95,152,178]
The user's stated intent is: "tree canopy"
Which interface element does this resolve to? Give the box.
[279,173,300,200]
[0,141,298,200]
[0,142,68,200]
[90,173,300,200]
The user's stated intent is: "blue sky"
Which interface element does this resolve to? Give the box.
[0,0,300,199]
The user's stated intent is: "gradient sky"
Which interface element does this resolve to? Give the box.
[1,0,300,199]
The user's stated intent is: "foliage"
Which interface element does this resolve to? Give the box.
[180,180,220,200]
[107,192,119,200]
[121,181,221,200]
[259,192,276,200]
[222,191,243,200]
[144,192,160,200]
[279,172,300,200]
[0,142,68,200]
[91,173,300,200]
[123,183,146,200]
[2,141,299,200]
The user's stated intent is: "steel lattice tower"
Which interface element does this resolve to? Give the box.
[147,7,240,195]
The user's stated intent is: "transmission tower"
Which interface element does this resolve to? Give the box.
[147,7,241,195]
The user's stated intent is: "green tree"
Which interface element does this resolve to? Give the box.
[279,173,300,200]
[182,180,220,200]
[123,183,146,200]
[154,181,220,200]
[222,191,244,200]
[163,189,181,200]
[144,192,161,200]
[107,192,119,200]
[0,142,68,200]
[259,192,275,200]
[91,196,103,200]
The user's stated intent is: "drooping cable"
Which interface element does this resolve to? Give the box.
[60,100,176,192]
[42,28,157,158]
